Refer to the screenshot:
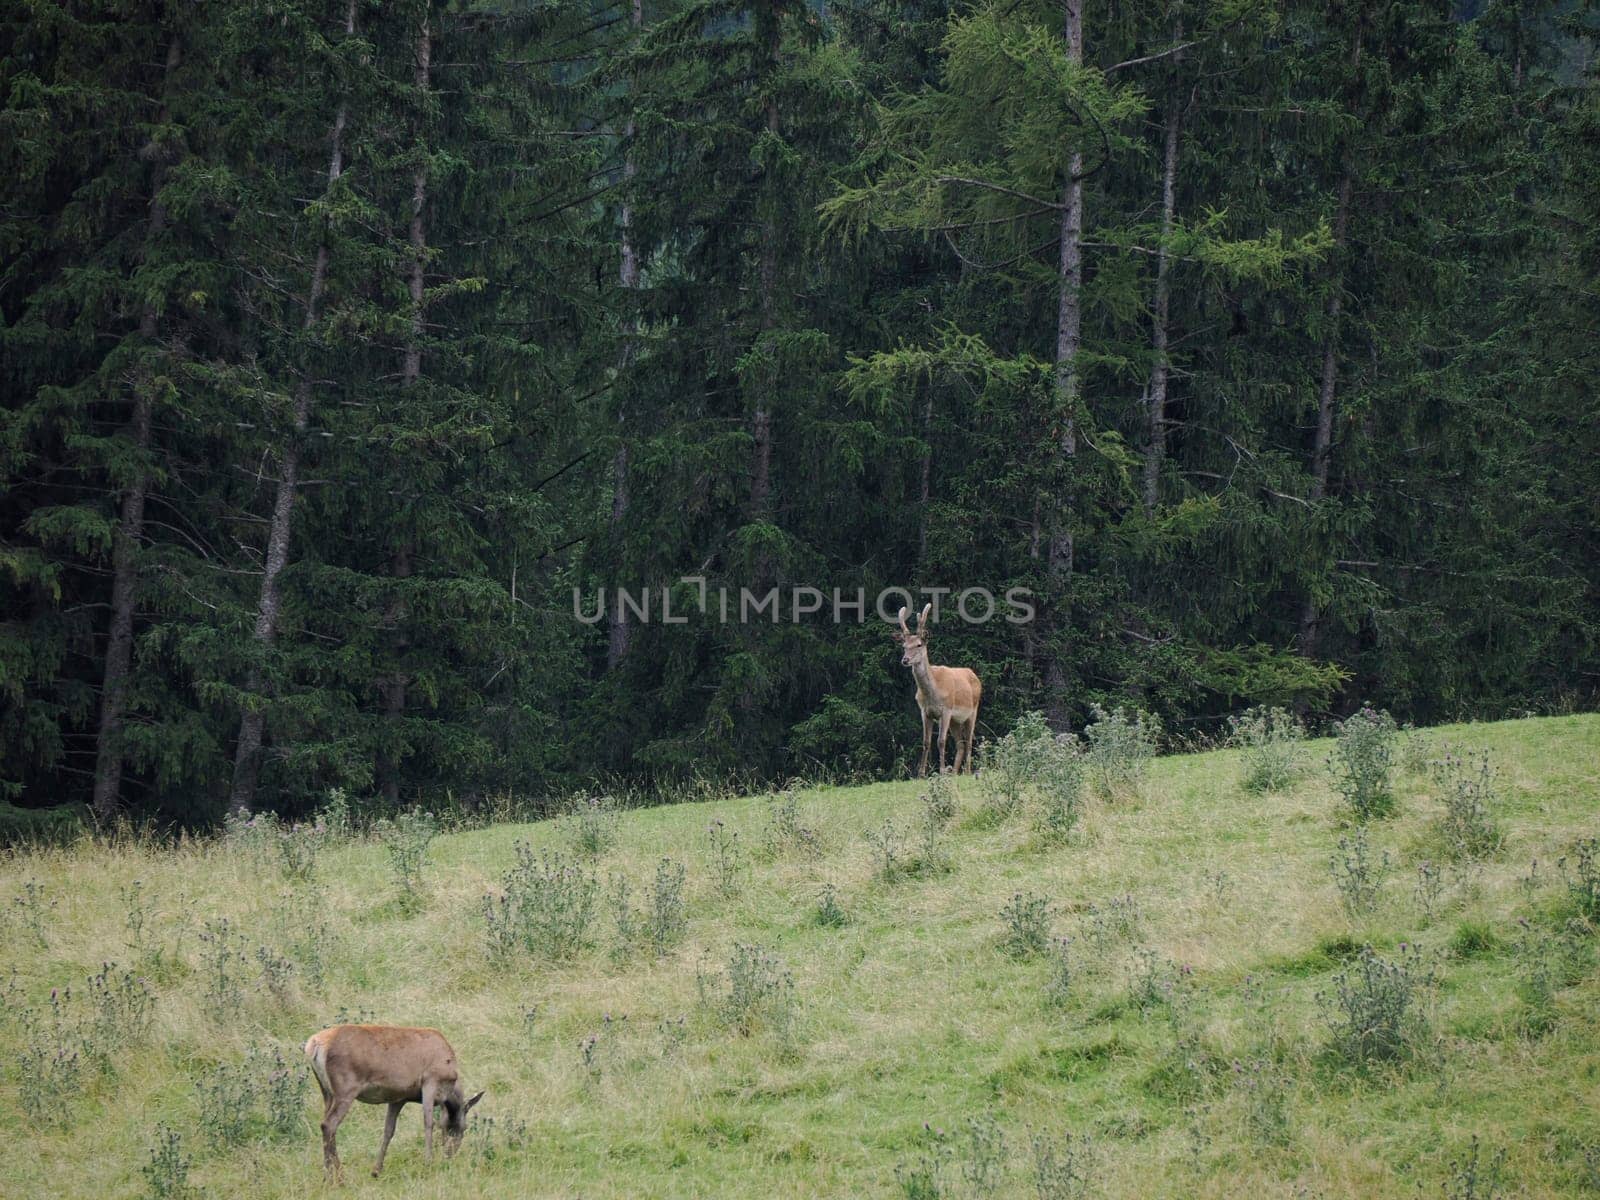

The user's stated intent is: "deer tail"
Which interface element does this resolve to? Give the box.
[304,1033,333,1098]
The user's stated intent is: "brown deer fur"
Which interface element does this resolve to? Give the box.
[893,603,983,775]
[303,1024,483,1178]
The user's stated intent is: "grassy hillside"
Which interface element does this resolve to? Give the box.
[3,714,1599,1199]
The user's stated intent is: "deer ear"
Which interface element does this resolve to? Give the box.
[917,603,931,633]
[466,1090,485,1112]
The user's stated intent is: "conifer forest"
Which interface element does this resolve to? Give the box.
[3,0,1598,830]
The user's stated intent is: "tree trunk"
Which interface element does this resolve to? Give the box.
[378,15,432,809]
[229,0,358,817]
[917,386,934,567]
[1297,159,1356,660]
[92,33,184,823]
[1044,0,1084,726]
[1143,43,1183,516]
[607,0,644,671]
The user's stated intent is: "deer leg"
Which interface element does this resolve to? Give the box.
[964,716,979,775]
[373,1101,404,1177]
[938,712,952,774]
[950,721,969,774]
[321,1092,355,1181]
[918,714,932,778]
[421,1080,438,1162]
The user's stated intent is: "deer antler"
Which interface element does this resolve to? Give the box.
[917,602,931,634]
[897,606,911,637]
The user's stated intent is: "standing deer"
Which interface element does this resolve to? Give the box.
[893,603,982,775]
[303,1024,484,1179]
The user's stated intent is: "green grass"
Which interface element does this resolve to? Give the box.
[3,714,1599,1198]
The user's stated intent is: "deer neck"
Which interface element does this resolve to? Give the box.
[909,656,944,709]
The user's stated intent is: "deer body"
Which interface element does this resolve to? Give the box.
[895,604,982,775]
[304,1024,482,1178]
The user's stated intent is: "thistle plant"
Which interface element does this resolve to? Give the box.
[1430,750,1504,861]
[1558,836,1600,922]
[273,818,326,882]
[373,809,437,909]
[1328,706,1399,821]
[1083,704,1160,802]
[698,943,797,1044]
[814,883,848,928]
[484,844,599,962]
[1229,706,1307,793]
[763,784,821,857]
[1000,891,1052,957]
[566,794,621,857]
[706,819,744,896]
[648,857,688,954]
[142,1126,194,1199]
[1317,942,1432,1066]
[1330,827,1390,916]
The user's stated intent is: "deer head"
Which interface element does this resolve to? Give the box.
[895,603,933,668]
[440,1084,486,1156]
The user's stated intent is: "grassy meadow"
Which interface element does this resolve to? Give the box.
[2,713,1599,1198]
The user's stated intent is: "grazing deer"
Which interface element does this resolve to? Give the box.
[303,1024,484,1179]
[893,603,982,776]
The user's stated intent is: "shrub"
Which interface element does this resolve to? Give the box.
[82,961,155,1067]
[923,771,957,827]
[814,883,848,928]
[706,819,743,896]
[763,785,822,857]
[373,809,437,909]
[1083,704,1160,802]
[142,1126,193,1199]
[10,879,54,948]
[565,794,621,857]
[1328,706,1398,821]
[698,942,797,1042]
[1317,942,1431,1066]
[195,1044,300,1146]
[977,712,1086,833]
[1000,891,1052,957]
[484,844,599,962]
[273,819,325,882]
[866,819,907,881]
[1441,1136,1507,1200]
[15,987,83,1123]
[1229,706,1307,793]
[911,799,953,877]
[976,711,1055,817]
[319,787,354,839]
[1033,738,1086,843]
[1414,861,1445,923]
[959,1112,1007,1197]
[648,857,688,954]
[1513,916,1592,1037]
[1128,949,1192,1020]
[1558,836,1600,922]
[1029,1128,1095,1200]
[1083,893,1142,953]
[607,874,641,961]
[1330,827,1390,916]
[894,1125,952,1200]
[468,1112,531,1165]
[1430,751,1504,861]
[1232,1056,1291,1145]
[197,917,247,1016]
[1043,937,1074,1010]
